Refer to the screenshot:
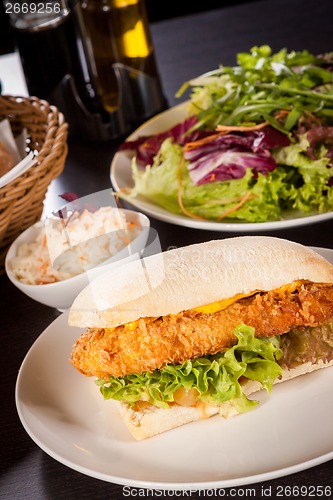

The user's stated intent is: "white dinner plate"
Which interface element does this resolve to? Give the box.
[110,103,333,232]
[16,246,333,489]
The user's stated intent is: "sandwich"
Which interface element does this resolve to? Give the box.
[69,236,333,440]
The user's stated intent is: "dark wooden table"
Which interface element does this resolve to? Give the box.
[1,0,333,498]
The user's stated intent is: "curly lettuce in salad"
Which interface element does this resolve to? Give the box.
[119,45,333,223]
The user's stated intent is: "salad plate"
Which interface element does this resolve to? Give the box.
[16,247,333,489]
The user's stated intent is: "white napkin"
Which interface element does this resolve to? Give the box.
[0,119,37,189]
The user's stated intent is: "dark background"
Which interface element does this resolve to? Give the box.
[0,0,265,55]
[0,0,14,54]
[145,0,264,22]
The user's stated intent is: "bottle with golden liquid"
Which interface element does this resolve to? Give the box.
[6,0,132,140]
[81,0,167,123]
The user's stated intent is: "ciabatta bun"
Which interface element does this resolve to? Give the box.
[69,236,333,328]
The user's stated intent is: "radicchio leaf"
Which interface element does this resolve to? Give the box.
[306,126,333,161]
[119,116,215,166]
[58,192,79,203]
[185,127,289,185]
[53,192,99,225]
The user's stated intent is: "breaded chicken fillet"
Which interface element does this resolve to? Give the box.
[71,282,333,378]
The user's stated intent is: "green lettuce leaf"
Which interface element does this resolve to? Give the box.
[129,138,283,222]
[97,324,283,415]
[273,135,333,213]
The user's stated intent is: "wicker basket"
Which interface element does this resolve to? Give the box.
[0,95,68,271]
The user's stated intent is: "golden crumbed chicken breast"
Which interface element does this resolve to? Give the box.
[70,283,333,379]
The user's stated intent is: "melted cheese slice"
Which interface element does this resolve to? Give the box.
[192,280,307,315]
[122,280,311,330]
[193,292,254,315]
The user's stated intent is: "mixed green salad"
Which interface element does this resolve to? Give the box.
[119,46,333,223]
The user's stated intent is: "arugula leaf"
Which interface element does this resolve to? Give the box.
[182,45,333,131]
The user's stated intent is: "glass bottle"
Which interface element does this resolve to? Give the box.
[80,0,167,122]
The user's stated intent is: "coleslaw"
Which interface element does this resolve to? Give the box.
[10,207,140,285]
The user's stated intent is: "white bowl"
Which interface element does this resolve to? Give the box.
[5,209,150,311]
